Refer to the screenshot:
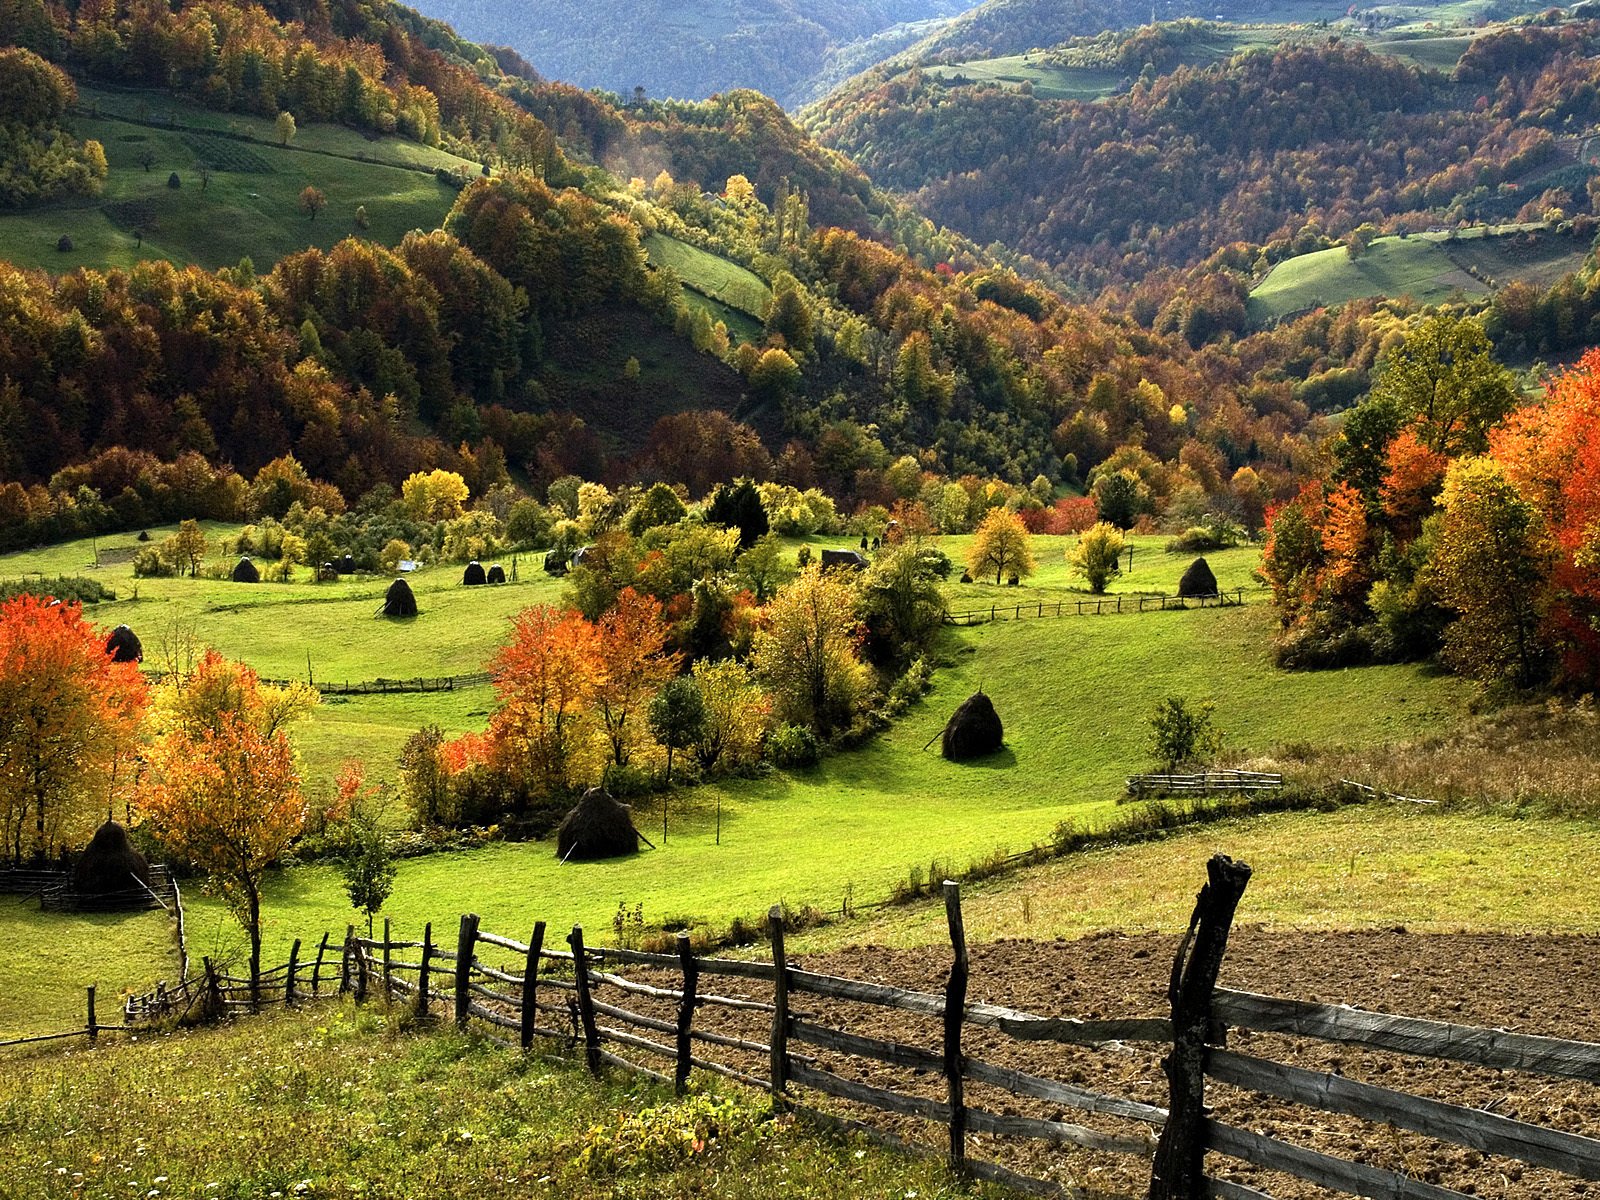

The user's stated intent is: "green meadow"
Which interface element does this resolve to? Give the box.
[643,232,773,318]
[0,86,475,272]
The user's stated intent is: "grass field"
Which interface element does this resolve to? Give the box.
[1247,224,1582,324]
[0,86,476,272]
[644,232,773,318]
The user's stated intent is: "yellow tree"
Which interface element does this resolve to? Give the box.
[401,469,469,521]
[0,596,149,862]
[752,566,867,736]
[143,711,304,1006]
[1068,522,1124,594]
[967,508,1035,585]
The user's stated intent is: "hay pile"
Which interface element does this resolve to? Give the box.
[486,563,506,584]
[1177,557,1219,598]
[462,560,487,586]
[339,553,356,574]
[941,691,1003,761]
[381,578,418,617]
[556,788,641,862]
[104,625,143,663]
[232,556,260,583]
[73,821,150,895]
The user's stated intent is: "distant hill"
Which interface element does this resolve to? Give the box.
[403,0,971,107]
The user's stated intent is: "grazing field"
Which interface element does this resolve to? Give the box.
[0,86,475,272]
[643,232,773,318]
[925,55,1125,101]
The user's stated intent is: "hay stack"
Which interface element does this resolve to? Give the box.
[339,553,356,575]
[104,625,143,663]
[73,820,150,895]
[462,560,487,586]
[486,563,506,584]
[542,550,567,575]
[232,556,260,583]
[1177,557,1219,598]
[381,577,418,617]
[941,691,1003,761]
[556,787,641,862]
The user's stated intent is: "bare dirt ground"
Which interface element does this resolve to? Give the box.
[594,929,1600,1199]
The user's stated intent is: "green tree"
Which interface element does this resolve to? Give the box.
[858,542,947,663]
[1148,697,1221,773]
[753,565,869,736]
[1431,457,1551,687]
[1369,314,1517,456]
[1091,469,1147,529]
[647,677,705,786]
[1069,522,1125,593]
[275,111,296,146]
[966,508,1034,585]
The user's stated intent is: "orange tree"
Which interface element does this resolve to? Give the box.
[0,596,148,862]
[488,605,604,801]
[594,588,679,771]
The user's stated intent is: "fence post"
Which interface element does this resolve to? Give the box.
[675,932,699,1095]
[285,938,300,1006]
[86,985,97,1044]
[203,956,223,1021]
[520,920,546,1050]
[353,934,370,1003]
[1147,854,1253,1200]
[942,882,969,1174]
[455,913,480,1028]
[339,924,355,994]
[768,904,790,1107]
[382,918,391,1001]
[312,931,329,996]
[415,922,433,1021]
[569,925,602,1076]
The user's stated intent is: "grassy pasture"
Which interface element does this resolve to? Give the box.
[925,55,1125,101]
[643,232,773,318]
[0,86,474,272]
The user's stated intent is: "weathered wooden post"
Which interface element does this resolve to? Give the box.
[86,985,97,1044]
[520,921,546,1050]
[1147,854,1253,1200]
[569,925,602,1076]
[339,924,355,994]
[382,918,392,1001]
[353,934,369,1003]
[455,913,480,1028]
[675,931,700,1095]
[203,956,223,1021]
[414,922,433,1021]
[768,904,790,1107]
[942,881,969,1173]
[311,931,329,996]
[285,938,301,1006]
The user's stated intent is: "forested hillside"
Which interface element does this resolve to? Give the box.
[403,0,970,107]
[806,19,1600,289]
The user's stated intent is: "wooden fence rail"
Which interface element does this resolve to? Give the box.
[947,588,1247,627]
[94,860,1600,1200]
[1126,770,1284,799]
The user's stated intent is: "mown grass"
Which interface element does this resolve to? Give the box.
[0,898,180,1036]
[0,1003,1001,1200]
[643,232,772,317]
[0,86,474,272]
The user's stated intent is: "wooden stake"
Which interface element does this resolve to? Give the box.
[415,922,433,1021]
[675,932,699,1095]
[312,931,329,996]
[455,913,480,1028]
[86,985,97,1044]
[569,925,602,1076]
[943,881,969,1173]
[520,921,545,1051]
[339,924,354,994]
[768,904,790,1106]
[381,918,391,1001]
[285,938,300,1006]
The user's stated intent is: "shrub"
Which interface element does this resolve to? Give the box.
[1148,696,1222,772]
[0,575,115,604]
[767,723,820,768]
[132,546,173,577]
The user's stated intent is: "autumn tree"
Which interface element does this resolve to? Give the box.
[753,565,868,735]
[299,185,326,221]
[1431,457,1551,687]
[171,518,207,577]
[488,606,603,798]
[692,658,771,774]
[0,597,148,862]
[594,588,679,769]
[161,648,317,740]
[1062,521,1119,592]
[401,469,469,522]
[275,111,296,146]
[143,709,304,1005]
[1368,314,1517,457]
[967,508,1034,585]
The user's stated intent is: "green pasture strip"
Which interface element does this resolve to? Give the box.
[643,232,772,317]
[1249,236,1482,324]
[0,898,179,1036]
[0,1005,993,1200]
[178,603,1468,970]
[791,806,1600,954]
[0,88,471,272]
[926,55,1124,101]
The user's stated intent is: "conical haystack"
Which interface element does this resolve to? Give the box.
[462,560,487,586]
[104,625,143,663]
[556,787,641,862]
[232,556,260,583]
[486,563,506,584]
[381,577,418,617]
[1177,557,1218,598]
[73,820,150,895]
[941,691,1003,761]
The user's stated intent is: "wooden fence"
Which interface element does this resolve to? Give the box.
[1124,770,1283,799]
[0,986,125,1052]
[103,861,1600,1200]
[947,589,1247,627]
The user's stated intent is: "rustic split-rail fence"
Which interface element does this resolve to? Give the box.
[89,858,1600,1199]
[946,588,1248,627]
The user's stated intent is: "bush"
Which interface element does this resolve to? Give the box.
[1148,696,1222,772]
[767,723,820,768]
[1274,615,1377,670]
[0,575,115,604]
[132,546,173,577]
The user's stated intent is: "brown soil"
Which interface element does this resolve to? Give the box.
[791,930,1600,1199]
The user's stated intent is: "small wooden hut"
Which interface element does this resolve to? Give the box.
[941,691,1003,761]
[104,625,143,663]
[556,788,642,862]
